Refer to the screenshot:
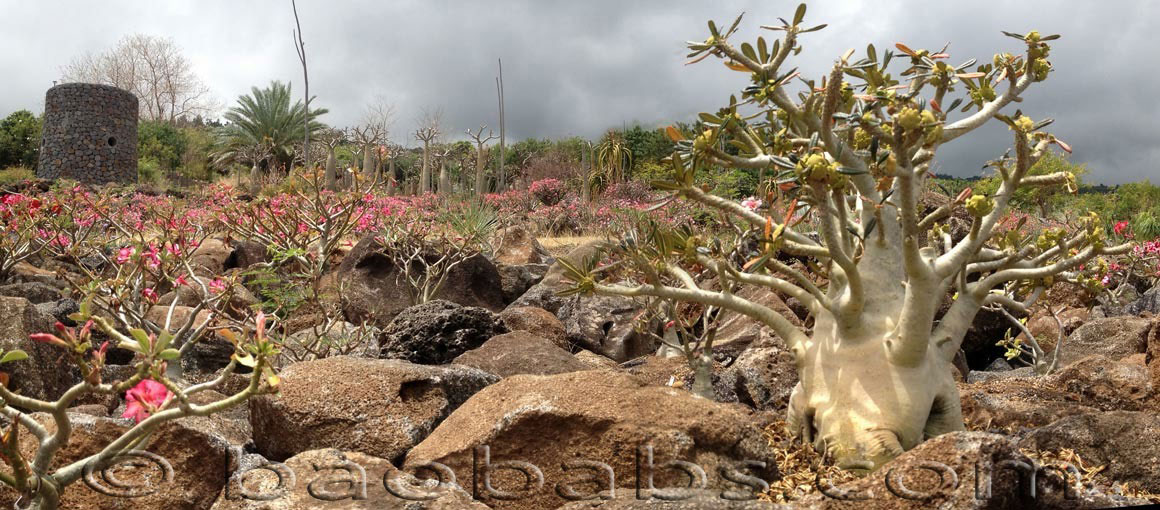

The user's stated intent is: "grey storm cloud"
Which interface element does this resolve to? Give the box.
[0,0,1156,183]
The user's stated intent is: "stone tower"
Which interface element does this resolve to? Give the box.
[36,83,138,185]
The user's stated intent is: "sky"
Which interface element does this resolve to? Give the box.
[1,1,1156,184]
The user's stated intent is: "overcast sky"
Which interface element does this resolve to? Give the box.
[1,1,1156,184]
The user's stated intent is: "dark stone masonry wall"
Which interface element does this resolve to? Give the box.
[36,83,138,185]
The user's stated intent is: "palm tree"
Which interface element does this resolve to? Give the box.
[213,81,327,177]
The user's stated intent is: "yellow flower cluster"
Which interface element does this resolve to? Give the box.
[964,194,995,217]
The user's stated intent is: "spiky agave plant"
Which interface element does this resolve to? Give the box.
[560,4,1130,471]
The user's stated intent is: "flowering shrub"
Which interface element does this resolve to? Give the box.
[529,178,567,206]
[603,180,654,203]
[1,306,280,510]
[0,192,50,278]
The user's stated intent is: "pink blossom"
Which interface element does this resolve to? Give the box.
[1114,220,1130,237]
[142,287,159,304]
[208,278,227,294]
[115,246,135,265]
[122,379,173,423]
[740,197,763,211]
[142,243,161,268]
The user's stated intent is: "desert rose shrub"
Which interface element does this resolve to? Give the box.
[529,178,567,206]
[560,4,1132,472]
[0,287,279,510]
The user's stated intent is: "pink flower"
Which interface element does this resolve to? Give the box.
[142,243,161,268]
[175,274,190,287]
[115,246,135,265]
[142,287,159,304]
[208,278,227,294]
[1114,220,1130,237]
[740,197,762,211]
[122,379,173,424]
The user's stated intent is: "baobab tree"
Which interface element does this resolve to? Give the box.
[466,125,498,195]
[413,108,442,194]
[562,6,1128,472]
[349,125,385,179]
[236,142,270,195]
[316,128,346,190]
[380,143,404,195]
[434,146,454,194]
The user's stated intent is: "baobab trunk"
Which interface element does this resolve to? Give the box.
[438,160,449,194]
[362,146,374,179]
[324,150,337,191]
[420,140,431,194]
[386,157,397,195]
[581,145,592,203]
[249,162,261,195]
[474,148,488,196]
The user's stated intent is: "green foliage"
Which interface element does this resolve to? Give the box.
[215,81,329,172]
[0,165,34,186]
[1133,209,1160,239]
[137,157,162,184]
[930,175,980,200]
[244,263,307,317]
[704,168,758,199]
[0,110,41,169]
[623,124,675,172]
[595,130,632,188]
[975,151,1086,216]
[138,120,186,172]
[1049,179,1160,236]
[178,126,215,180]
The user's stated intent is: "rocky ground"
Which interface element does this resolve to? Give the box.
[2,226,1160,509]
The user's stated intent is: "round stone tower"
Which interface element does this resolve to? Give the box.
[36,83,138,185]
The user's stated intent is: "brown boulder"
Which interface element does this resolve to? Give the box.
[404,370,780,510]
[1057,317,1150,367]
[225,239,271,270]
[509,239,611,314]
[713,285,803,354]
[497,262,549,304]
[249,356,498,463]
[191,238,234,275]
[333,235,505,327]
[499,306,569,350]
[1041,280,1097,309]
[959,355,1155,432]
[724,337,800,412]
[623,355,688,388]
[0,296,77,403]
[0,412,234,510]
[559,292,657,363]
[1148,320,1160,386]
[210,448,489,509]
[377,300,507,365]
[1014,307,1088,356]
[0,281,63,304]
[574,349,620,370]
[795,431,1143,509]
[492,225,550,265]
[1019,411,1160,493]
[452,331,589,377]
[145,304,214,330]
[558,493,788,509]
